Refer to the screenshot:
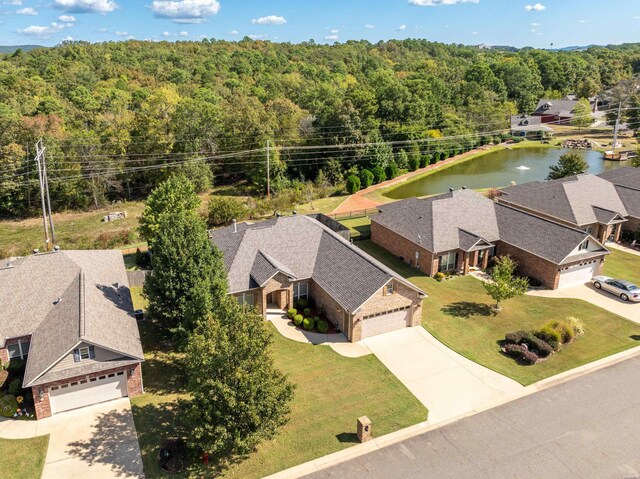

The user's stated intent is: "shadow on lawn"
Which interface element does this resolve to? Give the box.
[336,432,359,444]
[441,301,496,318]
[630,335,640,341]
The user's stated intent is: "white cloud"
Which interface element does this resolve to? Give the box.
[365,24,374,29]
[325,34,338,41]
[248,34,264,40]
[531,22,541,26]
[251,15,286,25]
[54,0,118,13]
[579,19,586,23]
[151,0,220,23]
[178,30,188,36]
[227,29,238,35]
[398,24,407,31]
[58,15,76,22]
[471,31,478,35]
[408,0,479,5]
[161,31,170,36]
[330,28,338,34]
[115,30,128,36]
[16,7,37,15]
[97,27,107,32]
[62,35,73,40]
[17,21,72,38]
[524,3,546,11]
[530,28,537,32]
[3,0,22,4]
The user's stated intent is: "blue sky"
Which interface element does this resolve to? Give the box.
[1,0,640,48]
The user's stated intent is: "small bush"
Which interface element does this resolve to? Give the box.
[8,378,22,395]
[294,314,303,327]
[551,320,575,344]
[521,349,539,365]
[534,326,562,350]
[408,156,420,171]
[372,167,386,184]
[303,308,311,317]
[504,331,553,357]
[303,317,315,331]
[346,175,361,194]
[565,316,585,336]
[287,308,297,319]
[93,229,134,249]
[317,320,329,333]
[296,298,308,309]
[208,196,249,227]
[420,154,430,168]
[0,369,8,389]
[385,161,399,180]
[360,169,374,188]
[434,272,445,282]
[504,344,538,365]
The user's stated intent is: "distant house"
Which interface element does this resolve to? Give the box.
[209,214,426,341]
[510,114,554,139]
[0,250,144,419]
[370,189,608,290]
[531,98,596,124]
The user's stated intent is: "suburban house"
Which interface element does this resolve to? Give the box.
[531,98,595,124]
[370,189,609,289]
[510,114,554,139]
[0,250,144,419]
[498,173,629,244]
[598,167,640,234]
[209,214,426,341]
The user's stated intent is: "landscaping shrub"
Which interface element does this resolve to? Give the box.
[385,161,399,180]
[504,331,553,358]
[303,308,311,317]
[303,317,315,331]
[372,167,386,184]
[434,272,445,282]
[93,229,134,249]
[7,378,21,395]
[504,344,538,365]
[521,349,539,365]
[346,175,361,194]
[296,298,308,309]
[0,369,7,389]
[551,320,575,344]
[421,154,430,168]
[317,320,329,333]
[566,316,585,336]
[534,326,562,350]
[408,156,420,171]
[396,149,409,170]
[287,308,297,320]
[208,196,249,227]
[433,151,442,162]
[360,169,374,188]
[294,314,303,327]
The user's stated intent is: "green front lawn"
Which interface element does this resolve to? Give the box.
[0,436,49,479]
[339,216,372,240]
[357,240,640,386]
[603,249,640,286]
[131,321,427,479]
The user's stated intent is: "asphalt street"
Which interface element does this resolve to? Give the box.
[306,356,640,479]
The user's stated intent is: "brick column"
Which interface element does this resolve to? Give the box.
[127,363,144,397]
[481,251,490,269]
[32,386,51,419]
[614,224,622,242]
[0,347,8,366]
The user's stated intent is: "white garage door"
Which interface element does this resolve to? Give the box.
[361,307,410,339]
[557,262,598,289]
[49,371,128,415]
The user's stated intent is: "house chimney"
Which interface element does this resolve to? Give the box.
[232,219,237,233]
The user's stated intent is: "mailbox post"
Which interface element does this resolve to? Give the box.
[357,416,372,443]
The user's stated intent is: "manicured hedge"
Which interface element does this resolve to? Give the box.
[303,317,315,331]
[287,308,297,319]
[317,320,329,333]
[294,314,303,327]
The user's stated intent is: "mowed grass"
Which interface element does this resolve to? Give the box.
[131,320,427,479]
[357,240,640,386]
[339,216,372,239]
[129,286,148,311]
[0,436,50,479]
[603,249,640,286]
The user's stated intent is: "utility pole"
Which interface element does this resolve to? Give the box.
[41,141,56,245]
[266,139,271,201]
[612,100,622,155]
[34,140,50,251]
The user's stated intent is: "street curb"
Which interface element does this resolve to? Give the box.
[262,344,640,479]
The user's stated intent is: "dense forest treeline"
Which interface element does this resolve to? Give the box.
[1,38,640,217]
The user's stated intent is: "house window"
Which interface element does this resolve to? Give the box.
[238,292,255,306]
[438,252,457,272]
[7,340,30,360]
[579,240,589,251]
[385,283,394,295]
[293,282,308,300]
[583,226,592,234]
[73,345,95,362]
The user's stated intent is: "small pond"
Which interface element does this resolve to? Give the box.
[384,147,628,200]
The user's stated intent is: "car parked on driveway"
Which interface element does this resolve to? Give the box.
[592,276,640,302]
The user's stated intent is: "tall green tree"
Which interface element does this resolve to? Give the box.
[547,153,589,180]
[138,175,200,248]
[483,256,529,311]
[180,303,294,469]
[570,99,593,131]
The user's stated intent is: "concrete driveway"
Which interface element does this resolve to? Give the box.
[528,283,640,323]
[363,327,523,424]
[1,398,144,479]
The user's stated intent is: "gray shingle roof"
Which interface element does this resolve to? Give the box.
[371,189,500,253]
[210,215,425,313]
[532,99,581,118]
[598,167,640,191]
[495,204,608,265]
[615,185,640,219]
[499,174,628,226]
[250,250,297,287]
[0,250,144,387]
[510,115,554,132]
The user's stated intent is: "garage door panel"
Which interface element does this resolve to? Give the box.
[361,309,409,339]
[558,262,598,289]
[49,373,128,415]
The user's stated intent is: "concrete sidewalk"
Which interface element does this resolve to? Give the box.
[1,398,144,479]
[363,327,523,424]
[607,242,640,257]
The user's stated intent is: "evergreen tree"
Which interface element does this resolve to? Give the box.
[547,153,589,180]
[181,303,294,469]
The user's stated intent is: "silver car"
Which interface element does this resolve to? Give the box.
[592,276,640,302]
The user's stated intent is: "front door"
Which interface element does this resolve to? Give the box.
[266,292,273,305]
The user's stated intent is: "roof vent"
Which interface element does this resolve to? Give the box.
[461,186,467,190]
[53,297,62,305]
[292,210,297,215]
[449,188,455,193]
[53,245,60,251]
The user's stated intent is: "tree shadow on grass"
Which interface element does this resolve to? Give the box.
[336,432,359,444]
[630,335,640,341]
[441,301,496,318]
